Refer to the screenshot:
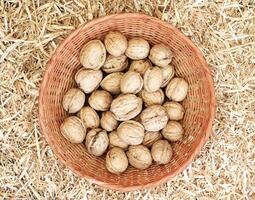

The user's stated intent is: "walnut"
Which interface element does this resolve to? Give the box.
[140,105,168,131]
[165,78,189,102]
[126,145,152,169]
[100,72,124,94]
[102,54,128,73]
[120,71,143,94]
[151,140,173,164]
[163,101,184,120]
[144,67,163,92]
[88,90,112,111]
[104,31,127,56]
[80,40,106,69]
[140,89,164,107]
[110,94,143,121]
[162,121,184,142]
[85,128,109,156]
[149,44,173,67]
[117,120,144,145]
[109,131,128,149]
[106,147,128,174]
[78,106,99,129]
[161,65,175,87]
[101,111,118,132]
[129,59,152,76]
[143,131,162,147]
[62,88,85,113]
[60,116,86,143]
[75,68,102,93]
[125,37,150,60]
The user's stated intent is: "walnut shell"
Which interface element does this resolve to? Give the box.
[62,88,85,113]
[161,65,175,87]
[162,121,184,142]
[80,40,106,69]
[144,67,163,92]
[106,147,128,174]
[120,71,143,94]
[163,101,184,120]
[127,145,152,169]
[88,90,112,111]
[109,131,128,149]
[101,111,118,132]
[75,69,103,93]
[129,59,152,76]
[85,128,109,156]
[165,78,189,102]
[60,116,86,143]
[100,72,124,94]
[102,54,128,73]
[143,131,162,147]
[110,94,143,121]
[78,106,99,129]
[125,37,150,60]
[104,31,128,56]
[151,140,173,164]
[140,89,164,107]
[117,120,144,145]
[140,105,168,131]
[149,44,173,67]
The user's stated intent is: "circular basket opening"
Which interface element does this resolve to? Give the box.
[39,13,215,191]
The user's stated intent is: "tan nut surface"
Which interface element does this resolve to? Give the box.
[161,65,175,87]
[140,105,168,131]
[110,94,143,121]
[163,101,184,120]
[85,128,109,156]
[117,120,144,145]
[127,145,152,169]
[129,59,152,76]
[120,71,143,94]
[140,89,164,107]
[143,131,162,147]
[88,90,112,111]
[151,140,173,164]
[100,72,124,94]
[166,78,189,102]
[75,69,103,93]
[125,37,150,60]
[144,67,163,92]
[109,131,128,149]
[78,106,99,129]
[162,121,184,142]
[80,40,106,69]
[102,54,128,73]
[101,111,118,132]
[104,31,127,56]
[106,147,128,174]
[149,44,173,67]
[62,88,85,113]
[60,116,86,143]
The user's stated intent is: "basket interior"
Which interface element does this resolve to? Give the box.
[39,14,214,190]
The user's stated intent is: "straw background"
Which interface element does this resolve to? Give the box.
[0,0,254,199]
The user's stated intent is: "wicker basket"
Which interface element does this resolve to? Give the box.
[39,13,216,191]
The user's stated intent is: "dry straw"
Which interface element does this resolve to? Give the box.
[0,0,254,199]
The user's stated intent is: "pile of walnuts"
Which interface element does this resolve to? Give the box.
[60,31,189,174]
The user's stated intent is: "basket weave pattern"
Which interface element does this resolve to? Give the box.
[39,13,216,191]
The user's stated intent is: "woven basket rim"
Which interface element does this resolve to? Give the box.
[39,13,216,191]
